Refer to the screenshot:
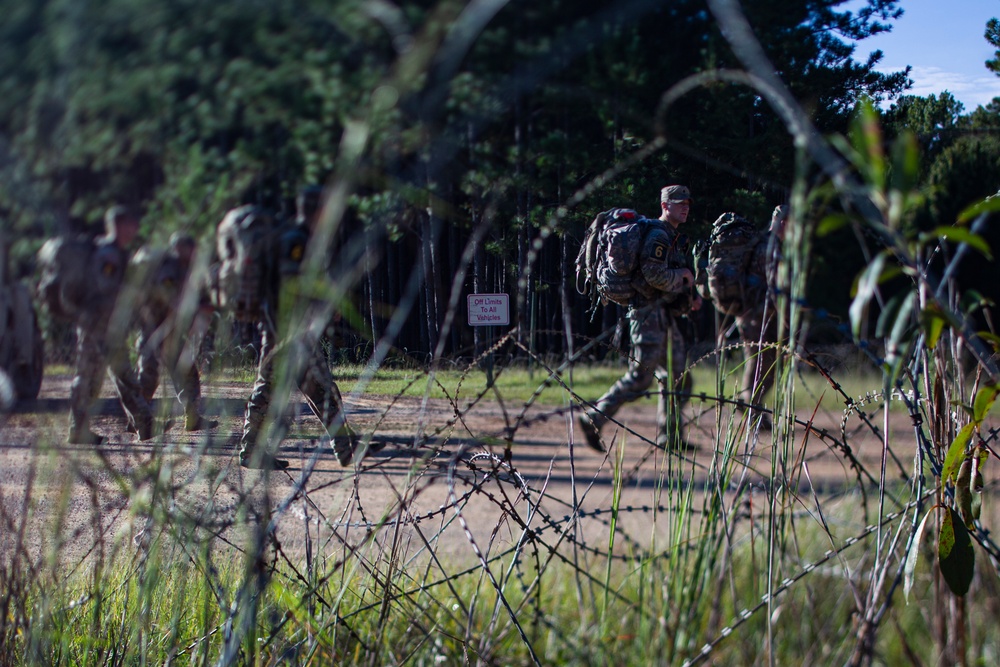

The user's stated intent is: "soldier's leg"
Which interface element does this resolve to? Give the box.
[240,325,287,470]
[161,329,216,431]
[737,308,778,424]
[68,323,107,444]
[296,340,357,466]
[580,307,664,451]
[656,315,692,449]
[177,363,215,431]
[135,323,160,403]
[108,343,154,440]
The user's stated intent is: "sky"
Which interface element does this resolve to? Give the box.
[851,0,1000,110]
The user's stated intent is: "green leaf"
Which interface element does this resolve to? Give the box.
[880,291,917,386]
[849,253,888,339]
[939,506,975,597]
[922,227,992,260]
[942,423,975,485]
[854,102,886,189]
[888,291,916,351]
[972,444,988,493]
[973,385,1000,424]
[956,457,976,529]
[978,331,1000,351]
[919,306,948,349]
[889,131,921,193]
[961,290,995,315]
[875,291,909,338]
[957,194,1000,224]
[816,213,851,236]
[904,508,934,604]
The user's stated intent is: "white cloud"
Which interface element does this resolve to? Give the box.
[885,65,1000,110]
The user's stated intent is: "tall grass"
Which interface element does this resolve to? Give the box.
[5,319,998,666]
[5,2,1000,666]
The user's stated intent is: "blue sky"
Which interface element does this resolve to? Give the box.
[851,0,1000,110]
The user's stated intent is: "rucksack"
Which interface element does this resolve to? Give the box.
[35,235,96,321]
[575,208,657,309]
[214,205,279,322]
[698,212,763,316]
[275,224,309,278]
[128,246,186,324]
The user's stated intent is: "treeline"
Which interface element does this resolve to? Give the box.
[3,0,999,361]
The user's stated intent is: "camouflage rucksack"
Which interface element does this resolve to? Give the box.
[128,246,186,324]
[575,208,657,309]
[214,206,279,321]
[35,235,97,321]
[275,224,309,279]
[696,212,762,316]
[214,206,309,321]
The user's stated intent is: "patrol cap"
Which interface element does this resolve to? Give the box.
[105,205,138,234]
[169,231,196,250]
[296,185,324,222]
[169,231,197,263]
[105,204,137,224]
[660,185,692,204]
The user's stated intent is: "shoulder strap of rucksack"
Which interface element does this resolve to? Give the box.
[575,210,612,297]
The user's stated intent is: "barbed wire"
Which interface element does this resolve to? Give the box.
[7,302,997,664]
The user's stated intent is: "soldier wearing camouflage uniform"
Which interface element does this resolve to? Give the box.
[734,205,787,426]
[1,231,43,402]
[68,206,155,444]
[579,185,703,452]
[134,232,216,432]
[235,187,358,470]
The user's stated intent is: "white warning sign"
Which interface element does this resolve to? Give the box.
[467,293,510,326]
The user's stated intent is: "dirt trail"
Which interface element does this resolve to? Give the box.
[0,373,917,565]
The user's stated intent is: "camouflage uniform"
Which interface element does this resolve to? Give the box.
[735,206,785,416]
[582,186,699,451]
[222,197,356,470]
[241,306,353,466]
[134,235,215,431]
[68,208,154,444]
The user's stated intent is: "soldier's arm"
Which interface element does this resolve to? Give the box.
[745,234,771,292]
[86,244,127,308]
[639,227,695,297]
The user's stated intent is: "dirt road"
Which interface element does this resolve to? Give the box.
[0,372,917,566]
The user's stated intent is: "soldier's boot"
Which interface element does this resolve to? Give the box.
[240,449,290,471]
[68,428,105,445]
[749,410,773,431]
[184,407,219,432]
[655,387,696,452]
[330,422,388,467]
[737,405,772,431]
[185,416,219,431]
[577,412,605,453]
[655,424,697,453]
[239,428,289,470]
[658,436,698,453]
[130,413,171,441]
[331,425,358,467]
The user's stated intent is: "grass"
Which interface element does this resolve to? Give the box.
[43,352,897,415]
[4,485,990,666]
[18,352,994,666]
[323,354,900,423]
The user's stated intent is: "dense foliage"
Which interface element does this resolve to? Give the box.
[7,3,1000,665]
[0,0,989,359]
